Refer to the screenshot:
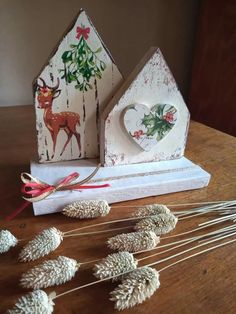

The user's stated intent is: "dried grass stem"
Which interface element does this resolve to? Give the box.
[53,231,236,301]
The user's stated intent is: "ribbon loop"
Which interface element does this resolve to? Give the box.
[21,164,109,203]
[21,172,45,185]
[6,164,110,220]
[55,172,80,190]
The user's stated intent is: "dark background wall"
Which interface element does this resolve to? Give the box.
[0,0,200,106]
[189,0,236,136]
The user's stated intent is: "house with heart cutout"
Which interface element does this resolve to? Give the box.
[100,47,190,166]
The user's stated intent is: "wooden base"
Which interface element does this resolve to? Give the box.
[30,157,211,215]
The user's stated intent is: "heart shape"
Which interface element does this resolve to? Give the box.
[123,103,177,151]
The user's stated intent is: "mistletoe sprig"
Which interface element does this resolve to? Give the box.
[141,105,177,141]
[60,25,106,91]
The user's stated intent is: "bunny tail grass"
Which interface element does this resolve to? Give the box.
[8,290,55,314]
[62,200,110,219]
[110,266,160,310]
[0,230,18,253]
[107,231,160,252]
[132,204,170,217]
[135,212,178,235]
[20,256,79,289]
[19,227,63,262]
[93,252,137,281]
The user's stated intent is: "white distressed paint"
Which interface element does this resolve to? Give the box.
[34,9,123,163]
[30,158,211,215]
[100,48,190,166]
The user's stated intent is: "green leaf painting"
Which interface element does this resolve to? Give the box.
[60,25,106,92]
[141,104,177,141]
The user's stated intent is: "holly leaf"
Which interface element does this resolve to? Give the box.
[146,120,163,136]
[142,112,156,127]
[151,104,165,118]
[142,112,169,138]
[146,125,157,137]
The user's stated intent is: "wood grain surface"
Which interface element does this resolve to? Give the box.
[0,105,236,314]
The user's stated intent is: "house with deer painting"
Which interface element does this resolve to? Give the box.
[34,9,123,163]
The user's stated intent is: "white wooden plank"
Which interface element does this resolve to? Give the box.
[30,158,211,215]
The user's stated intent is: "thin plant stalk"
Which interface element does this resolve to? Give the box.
[63,205,235,235]
[136,225,236,262]
[198,225,236,243]
[199,213,236,227]
[80,258,102,265]
[178,206,236,220]
[178,211,213,220]
[63,214,235,239]
[158,237,236,272]
[174,200,236,211]
[51,232,236,301]
[63,225,133,237]
[70,225,236,267]
[63,210,235,239]
[137,238,198,262]
[219,209,236,215]
[145,231,236,268]
[176,202,236,218]
[111,200,236,208]
[162,220,234,240]
[133,224,235,255]
[63,215,156,235]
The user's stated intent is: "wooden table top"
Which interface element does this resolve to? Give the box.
[0,105,236,314]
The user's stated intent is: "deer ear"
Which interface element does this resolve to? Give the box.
[53,89,61,99]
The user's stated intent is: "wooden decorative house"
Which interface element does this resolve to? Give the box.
[100,47,189,166]
[31,12,210,215]
[34,9,123,163]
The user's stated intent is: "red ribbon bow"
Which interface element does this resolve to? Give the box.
[76,26,90,40]
[6,166,110,220]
